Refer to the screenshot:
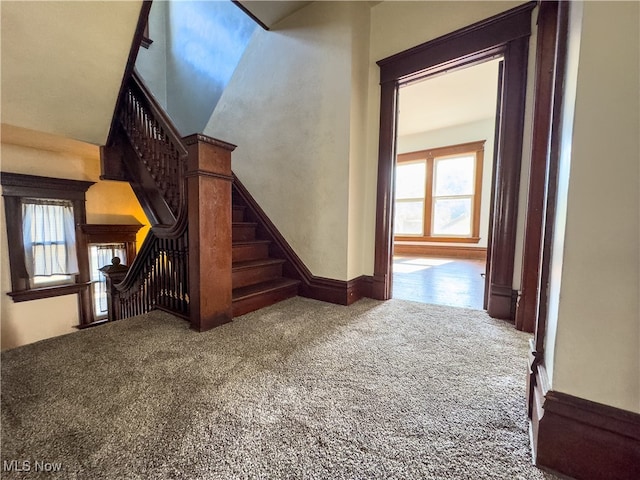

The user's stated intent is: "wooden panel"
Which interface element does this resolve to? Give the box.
[232,279,300,317]
[232,259,284,289]
[516,0,561,333]
[394,243,487,260]
[186,135,235,332]
[484,34,529,320]
[372,81,398,300]
[232,240,270,263]
[532,382,640,479]
[232,222,258,242]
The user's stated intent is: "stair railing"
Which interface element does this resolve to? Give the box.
[102,70,235,331]
[119,71,188,221]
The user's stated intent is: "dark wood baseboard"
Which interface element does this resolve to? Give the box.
[232,175,373,306]
[298,275,373,306]
[394,243,487,260]
[530,359,640,480]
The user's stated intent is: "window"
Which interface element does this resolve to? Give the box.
[89,243,127,319]
[22,199,78,287]
[394,141,485,243]
[1,173,94,308]
[81,223,142,323]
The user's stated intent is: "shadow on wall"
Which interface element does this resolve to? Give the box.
[137,0,256,136]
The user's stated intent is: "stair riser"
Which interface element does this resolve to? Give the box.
[232,225,256,241]
[232,207,245,223]
[233,264,283,289]
[233,243,270,263]
[232,283,298,317]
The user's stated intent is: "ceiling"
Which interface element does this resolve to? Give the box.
[236,1,312,29]
[397,59,502,137]
[1,1,142,146]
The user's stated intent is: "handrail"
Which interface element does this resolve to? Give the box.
[107,70,191,321]
[118,70,188,220]
[113,225,189,319]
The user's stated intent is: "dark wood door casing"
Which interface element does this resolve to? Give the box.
[372,2,535,323]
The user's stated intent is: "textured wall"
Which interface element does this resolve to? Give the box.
[206,2,355,280]
[546,1,640,413]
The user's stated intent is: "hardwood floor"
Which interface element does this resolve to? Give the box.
[392,255,487,310]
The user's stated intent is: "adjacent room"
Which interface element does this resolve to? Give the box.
[392,58,501,311]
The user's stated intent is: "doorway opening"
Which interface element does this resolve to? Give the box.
[372,3,534,322]
[392,58,502,310]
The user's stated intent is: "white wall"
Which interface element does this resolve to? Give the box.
[397,118,496,248]
[545,1,640,413]
[347,4,372,279]
[205,1,358,280]
[0,131,150,350]
[135,0,168,108]
[136,0,256,136]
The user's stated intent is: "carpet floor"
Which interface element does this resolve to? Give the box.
[1,297,558,479]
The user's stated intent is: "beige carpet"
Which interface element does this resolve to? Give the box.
[1,297,558,479]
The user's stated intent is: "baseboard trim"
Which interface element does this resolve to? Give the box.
[232,175,373,306]
[298,274,373,306]
[394,243,487,259]
[531,360,640,479]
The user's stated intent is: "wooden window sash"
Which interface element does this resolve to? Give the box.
[395,140,485,243]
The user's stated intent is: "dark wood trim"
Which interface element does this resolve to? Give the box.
[231,0,270,31]
[141,21,153,49]
[516,0,562,333]
[530,369,640,479]
[377,2,536,83]
[8,282,91,303]
[485,34,529,320]
[105,0,153,146]
[535,0,569,356]
[373,3,534,317]
[1,172,94,196]
[372,81,398,300]
[394,243,487,260]
[233,174,372,306]
[1,173,95,325]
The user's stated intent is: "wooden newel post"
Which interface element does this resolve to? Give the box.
[100,257,129,322]
[183,134,236,332]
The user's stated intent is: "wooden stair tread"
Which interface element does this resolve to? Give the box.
[232,239,271,246]
[232,278,300,301]
[233,221,257,227]
[232,258,285,271]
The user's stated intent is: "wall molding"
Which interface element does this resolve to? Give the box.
[530,357,640,479]
[394,243,487,260]
[232,175,372,306]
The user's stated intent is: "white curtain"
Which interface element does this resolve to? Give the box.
[90,244,127,315]
[22,199,78,277]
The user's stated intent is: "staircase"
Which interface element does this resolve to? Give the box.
[231,200,300,316]
[102,67,302,328]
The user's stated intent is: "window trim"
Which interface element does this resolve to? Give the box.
[82,223,142,324]
[394,140,485,243]
[1,173,94,315]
